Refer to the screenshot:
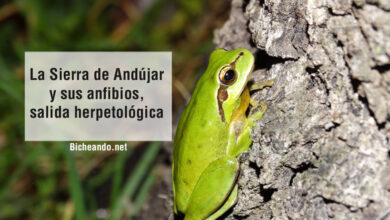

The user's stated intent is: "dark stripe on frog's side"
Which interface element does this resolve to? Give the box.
[216,52,244,122]
[217,87,228,122]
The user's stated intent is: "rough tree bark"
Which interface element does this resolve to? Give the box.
[213,0,390,219]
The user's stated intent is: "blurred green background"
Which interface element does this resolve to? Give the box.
[0,0,229,219]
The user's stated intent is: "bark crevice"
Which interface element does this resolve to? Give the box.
[214,0,390,219]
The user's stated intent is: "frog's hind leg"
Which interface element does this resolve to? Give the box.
[184,156,239,220]
[206,184,238,220]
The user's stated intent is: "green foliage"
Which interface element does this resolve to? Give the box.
[0,0,228,219]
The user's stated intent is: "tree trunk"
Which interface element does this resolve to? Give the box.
[214,0,390,219]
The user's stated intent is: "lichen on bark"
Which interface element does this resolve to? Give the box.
[214,0,390,219]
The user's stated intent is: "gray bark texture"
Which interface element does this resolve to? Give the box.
[214,0,390,219]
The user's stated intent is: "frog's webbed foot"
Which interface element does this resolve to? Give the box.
[248,101,267,127]
[249,79,274,92]
[184,156,239,220]
[247,79,273,126]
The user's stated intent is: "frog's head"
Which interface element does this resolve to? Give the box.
[209,48,255,123]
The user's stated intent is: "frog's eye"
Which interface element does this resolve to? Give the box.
[219,66,237,86]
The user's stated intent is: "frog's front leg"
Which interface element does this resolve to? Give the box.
[247,78,273,126]
[227,99,267,157]
[184,156,239,220]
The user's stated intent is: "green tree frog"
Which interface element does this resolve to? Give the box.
[173,48,273,220]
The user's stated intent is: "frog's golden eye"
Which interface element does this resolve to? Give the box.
[219,66,237,86]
